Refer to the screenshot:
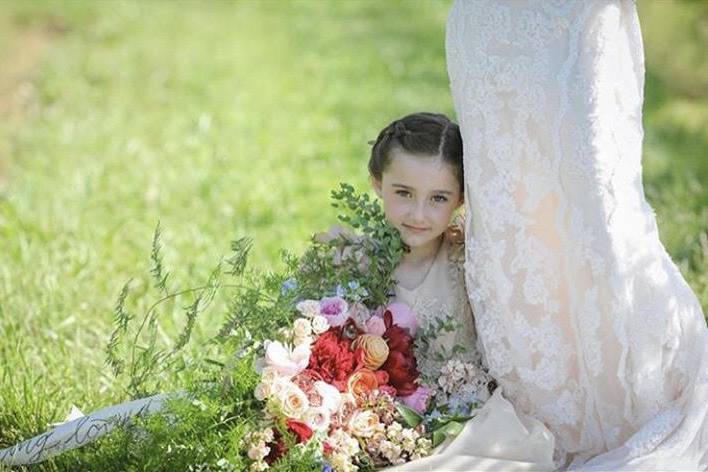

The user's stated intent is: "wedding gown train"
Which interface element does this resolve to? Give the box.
[447,0,708,469]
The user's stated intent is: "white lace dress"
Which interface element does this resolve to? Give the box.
[447,1,708,469]
[388,230,557,471]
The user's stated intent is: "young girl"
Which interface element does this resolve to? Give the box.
[319,112,483,380]
[365,112,557,471]
[367,112,483,379]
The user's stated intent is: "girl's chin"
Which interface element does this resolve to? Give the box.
[401,233,439,249]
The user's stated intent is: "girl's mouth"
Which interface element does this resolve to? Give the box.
[402,224,429,233]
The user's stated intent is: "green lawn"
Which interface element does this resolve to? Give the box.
[0,0,705,468]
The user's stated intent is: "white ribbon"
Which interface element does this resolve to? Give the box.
[0,393,171,466]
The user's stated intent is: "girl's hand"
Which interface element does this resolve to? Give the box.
[313,225,354,244]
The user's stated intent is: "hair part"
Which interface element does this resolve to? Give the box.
[368,112,464,193]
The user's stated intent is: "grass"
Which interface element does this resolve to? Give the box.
[0,0,705,468]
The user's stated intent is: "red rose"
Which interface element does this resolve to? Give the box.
[264,419,314,465]
[383,310,414,353]
[380,310,419,396]
[286,418,314,443]
[381,350,418,396]
[308,328,357,391]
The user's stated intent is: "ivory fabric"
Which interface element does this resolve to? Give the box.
[389,231,556,471]
[447,1,708,469]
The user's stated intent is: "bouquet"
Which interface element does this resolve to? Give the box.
[0,184,492,471]
[239,205,493,471]
[244,297,433,471]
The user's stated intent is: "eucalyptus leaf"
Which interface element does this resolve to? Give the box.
[396,403,424,428]
[431,420,466,448]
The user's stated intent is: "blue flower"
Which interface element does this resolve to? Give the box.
[335,284,347,298]
[348,281,360,290]
[280,278,298,295]
[321,462,333,472]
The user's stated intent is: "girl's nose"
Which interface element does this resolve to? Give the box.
[411,200,427,222]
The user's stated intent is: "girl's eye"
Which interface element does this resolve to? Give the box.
[432,195,449,203]
[395,190,411,198]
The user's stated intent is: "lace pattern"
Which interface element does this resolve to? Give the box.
[447,0,708,466]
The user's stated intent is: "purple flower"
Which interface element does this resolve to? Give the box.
[319,296,349,327]
[400,385,433,414]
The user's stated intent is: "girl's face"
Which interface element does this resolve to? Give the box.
[372,149,463,253]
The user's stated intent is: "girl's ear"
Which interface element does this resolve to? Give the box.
[370,175,383,198]
[455,193,464,210]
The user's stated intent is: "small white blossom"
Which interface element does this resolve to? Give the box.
[293,318,312,338]
[296,300,321,318]
[311,315,330,334]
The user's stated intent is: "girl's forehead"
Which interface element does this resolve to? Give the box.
[384,150,459,190]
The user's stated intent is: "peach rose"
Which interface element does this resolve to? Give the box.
[347,368,379,399]
[352,334,389,370]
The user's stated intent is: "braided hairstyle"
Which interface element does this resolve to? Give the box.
[368,112,464,193]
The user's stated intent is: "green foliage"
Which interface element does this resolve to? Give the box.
[78,184,392,470]
[295,183,406,308]
[396,404,423,428]
[106,224,233,398]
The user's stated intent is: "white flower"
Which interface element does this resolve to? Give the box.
[279,383,310,419]
[261,428,274,443]
[348,411,381,438]
[296,300,321,318]
[311,315,330,335]
[329,429,360,456]
[268,376,290,396]
[247,441,270,461]
[264,340,310,377]
[386,422,403,441]
[260,367,280,385]
[254,383,269,401]
[314,381,341,413]
[416,437,432,455]
[400,428,417,452]
[249,461,269,472]
[380,440,403,463]
[303,407,331,432]
[293,335,314,348]
[293,318,312,338]
[330,452,358,472]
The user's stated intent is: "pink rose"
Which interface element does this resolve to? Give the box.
[400,385,432,414]
[386,302,418,336]
[264,340,311,377]
[320,296,349,327]
[364,316,386,336]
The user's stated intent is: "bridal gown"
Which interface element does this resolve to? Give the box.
[447,0,708,469]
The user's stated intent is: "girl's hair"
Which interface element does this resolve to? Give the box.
[368,112,463,192]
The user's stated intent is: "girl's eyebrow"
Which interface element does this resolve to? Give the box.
[391,183,454,195]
